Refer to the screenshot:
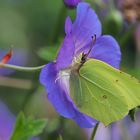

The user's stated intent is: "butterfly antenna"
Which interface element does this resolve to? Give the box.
[86,34,96,57]
[80,34,96,64]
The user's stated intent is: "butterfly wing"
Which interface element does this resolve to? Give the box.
[70,59,140,125]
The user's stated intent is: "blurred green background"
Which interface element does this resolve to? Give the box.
[0,0,140,140]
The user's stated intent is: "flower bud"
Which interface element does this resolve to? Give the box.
[63,0,81,8]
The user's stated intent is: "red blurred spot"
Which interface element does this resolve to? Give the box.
[0,49,13,64]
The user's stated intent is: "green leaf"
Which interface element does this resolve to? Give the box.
[38,46,59,61]
[70,59,140,126]
[57,135,63,140]
[10,112,47,140]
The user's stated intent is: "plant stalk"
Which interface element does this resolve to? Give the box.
[0,63,45,72]
[90,123,99,140]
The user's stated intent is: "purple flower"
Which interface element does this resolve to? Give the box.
[0,101,40,140]
[40,2,121,128]
[84,124,110,140]
[0,101,15,140]
[63,0,81,8]
[85,114,140,140]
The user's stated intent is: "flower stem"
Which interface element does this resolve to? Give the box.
[90,123,99,140]
[0,63,45,72]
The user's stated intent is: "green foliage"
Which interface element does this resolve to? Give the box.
[38,46,59,61]
[70,59,140,126]
[57,135,63,140]
[10,112,47,140]
[103,10,123,36]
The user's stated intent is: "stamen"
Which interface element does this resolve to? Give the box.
[73,55,82,64]
[55,73,69,83]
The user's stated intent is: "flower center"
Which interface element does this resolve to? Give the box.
[57,70,70,95]
[56,35,97,88]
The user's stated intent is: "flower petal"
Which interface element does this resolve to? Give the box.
[56,35,75,70]
[40,62,76,118]
[110,123,122,140]
[73,112,98,128]
[72,2,102,53]
[89,35,121,69]
[40,62,98,128]
[65,16,72,35]
[0,101,15,140]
